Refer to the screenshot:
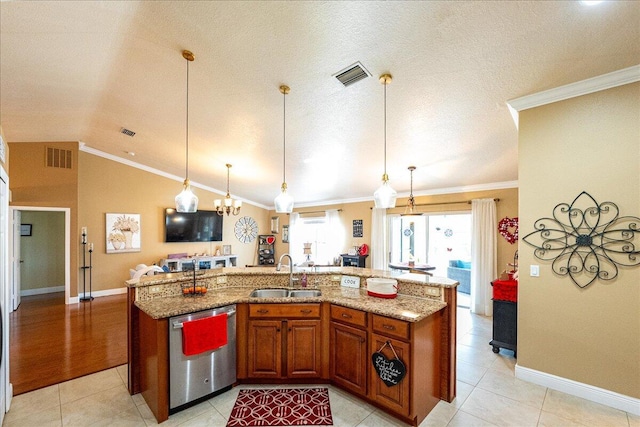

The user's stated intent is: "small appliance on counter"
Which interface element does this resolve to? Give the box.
[366,278,398,299]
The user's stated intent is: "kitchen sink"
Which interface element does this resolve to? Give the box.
[250,289,289,298]
[288,289,322,298]
[249,289,322,298]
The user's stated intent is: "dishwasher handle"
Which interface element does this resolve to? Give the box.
[173,309,236,329]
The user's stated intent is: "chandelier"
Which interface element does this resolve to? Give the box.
[402,166,423,216]
[214,164,242,216]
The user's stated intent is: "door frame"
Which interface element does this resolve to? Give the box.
[10,206,71,305]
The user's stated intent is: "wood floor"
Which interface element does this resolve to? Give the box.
[9,292,128,395]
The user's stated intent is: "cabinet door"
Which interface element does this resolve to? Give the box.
[369,333,411,417]
[287,319,321,378]
[330,322,367,396]
[248,320,282,378]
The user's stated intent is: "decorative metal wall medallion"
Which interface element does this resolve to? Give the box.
[522,191,639,288]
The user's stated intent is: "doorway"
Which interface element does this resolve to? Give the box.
[10,207,70,310]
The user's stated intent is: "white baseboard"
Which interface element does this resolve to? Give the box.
[68,287,127,304]
[515,364,640,416]
[21,286,65,296]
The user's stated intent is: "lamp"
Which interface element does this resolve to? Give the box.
[402,166,423,216]
[373,73,397,208]
[175,50,199,213]
[214,163,242,216]
[274,84,294,213]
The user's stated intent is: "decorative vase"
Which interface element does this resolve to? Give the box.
[122,230,133,249]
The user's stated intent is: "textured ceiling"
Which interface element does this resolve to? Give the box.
[1,1,639,208]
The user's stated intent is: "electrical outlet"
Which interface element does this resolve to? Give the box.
[426,287,440,297]
[149,286,161,294]
[217,276,227,284]
[530,265,540,277]
[331,275,341,282]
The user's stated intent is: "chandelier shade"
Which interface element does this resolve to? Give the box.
[274,84,294,213]
[373,73,397,209]
[175,50,198,213]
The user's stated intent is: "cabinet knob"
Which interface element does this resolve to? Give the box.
[341,313,352,319]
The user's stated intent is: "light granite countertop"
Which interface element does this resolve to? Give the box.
[135,285,447,323]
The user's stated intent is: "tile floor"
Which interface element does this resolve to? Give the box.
[3,308,638,427]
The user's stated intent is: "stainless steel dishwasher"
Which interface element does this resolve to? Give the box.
[169,304,236,412]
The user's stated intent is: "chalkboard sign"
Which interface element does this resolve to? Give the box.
[371,342,407,387]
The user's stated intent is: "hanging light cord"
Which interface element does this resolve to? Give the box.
[383,79,387,177]
[226,164,231,196]
[185,57,190,181]
[282,89,286,184]
[410,168,414,198]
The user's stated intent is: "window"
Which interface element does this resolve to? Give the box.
[389,213,471,274]
[289,210,344,266]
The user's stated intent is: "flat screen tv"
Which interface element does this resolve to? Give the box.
[164,208,223,242]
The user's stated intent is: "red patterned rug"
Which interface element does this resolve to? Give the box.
[226,388,333,426]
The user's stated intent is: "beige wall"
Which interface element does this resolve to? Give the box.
[8,141,79,296]
[518,82,640,398]
[19,211,65,291]
[78,152,271,292]
[272,187,519,273]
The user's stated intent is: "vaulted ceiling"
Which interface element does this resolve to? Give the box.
[1,1,638,208]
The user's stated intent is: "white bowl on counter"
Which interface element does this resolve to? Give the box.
[366,278,398,299]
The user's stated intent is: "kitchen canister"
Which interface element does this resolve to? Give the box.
[366,278,398,299]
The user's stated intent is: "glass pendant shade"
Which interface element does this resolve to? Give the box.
[175,179,198,213]
[274,183,294,213]
[374,175,397,209]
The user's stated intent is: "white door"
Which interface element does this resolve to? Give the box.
[1,168,10,420]
[11,210,21,311]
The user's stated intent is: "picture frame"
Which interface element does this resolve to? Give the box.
[223,244,232,255]
[270,216,279,234]
[20,224,32,236]
[106,213,141,253]
[282,225,289,243]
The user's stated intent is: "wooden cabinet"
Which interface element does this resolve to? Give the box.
[330,305,368,396]
[247,304,321,379]
[369,332,411,417]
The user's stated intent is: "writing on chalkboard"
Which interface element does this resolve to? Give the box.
[372,350,407,387]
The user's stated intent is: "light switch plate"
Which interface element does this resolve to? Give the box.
[530,265,540,277]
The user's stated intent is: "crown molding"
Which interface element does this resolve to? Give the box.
[508,65,640,112]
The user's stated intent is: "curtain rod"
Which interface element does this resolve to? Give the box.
[291,209,343,216]
[414,198,500,207]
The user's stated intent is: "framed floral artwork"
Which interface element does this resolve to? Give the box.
[106,213,141,253]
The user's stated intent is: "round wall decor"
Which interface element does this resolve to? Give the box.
[235,216,258,244]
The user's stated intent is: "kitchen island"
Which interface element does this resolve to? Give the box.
[127,267,458,426]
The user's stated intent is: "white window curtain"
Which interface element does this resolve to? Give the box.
[325,209,343,264]
[470,199,497,316]
[288,212,301,265]
[371,208,388,270]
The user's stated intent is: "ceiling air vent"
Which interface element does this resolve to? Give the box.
[45,146,73,170]
[120,127,136,137]
[333,62,371,87]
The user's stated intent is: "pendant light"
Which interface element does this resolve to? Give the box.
[402,166,423,216]
[175,50,199,213]
[373,73,397,208]
[214,164,242,216]
[274,84,294,213]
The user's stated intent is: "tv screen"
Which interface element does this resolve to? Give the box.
[164,209,223,242]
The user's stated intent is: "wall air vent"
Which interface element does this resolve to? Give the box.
[45,147,73,170]
[333,62,371,87]
[120,127,136,137]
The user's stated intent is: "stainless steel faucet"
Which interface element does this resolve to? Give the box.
[276,253,295,287]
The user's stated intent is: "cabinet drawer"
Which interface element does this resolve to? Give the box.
[372,314,410,341]
[330,305,367,328]
[249,304,320,318]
